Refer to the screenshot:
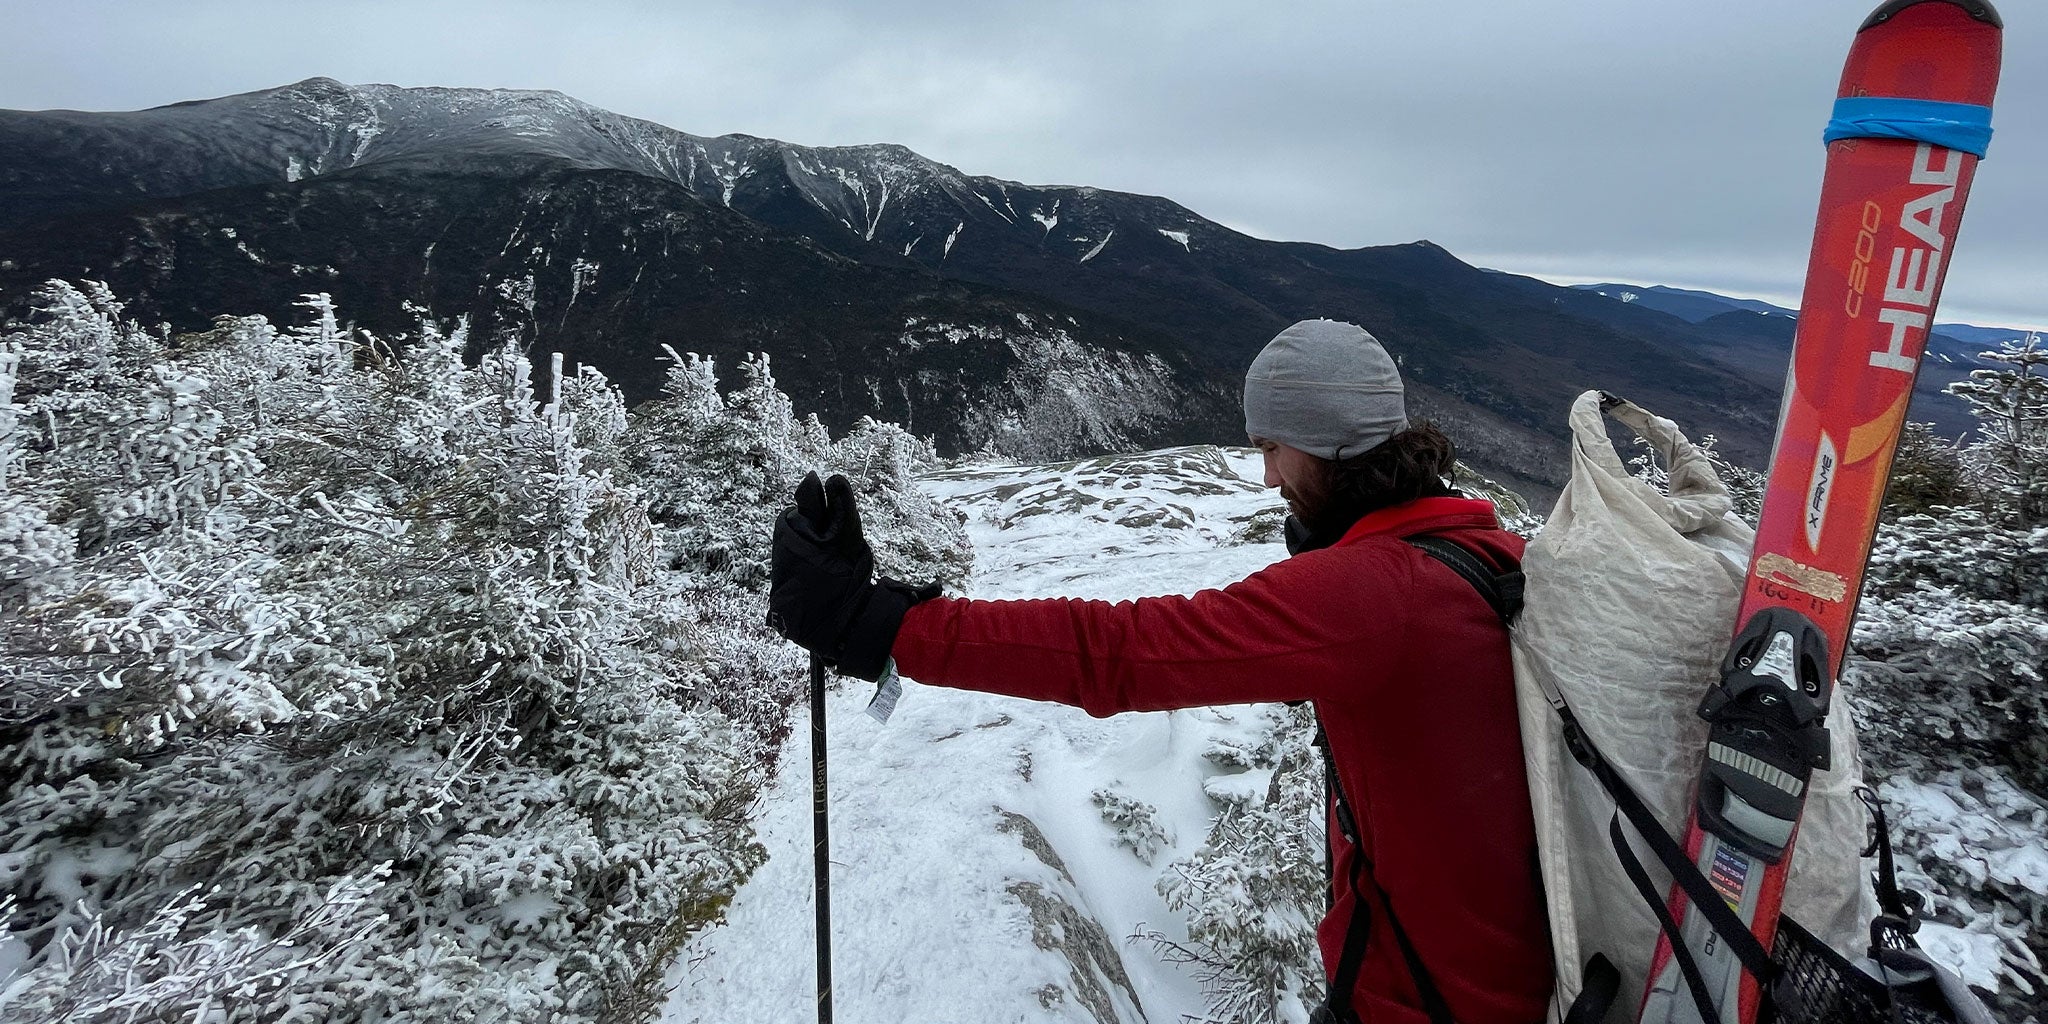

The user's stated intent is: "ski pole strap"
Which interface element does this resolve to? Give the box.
[1823,96,1994,157]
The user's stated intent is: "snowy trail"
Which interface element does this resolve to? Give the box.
[663,448,1292,1024]
[658,443,2031,1021]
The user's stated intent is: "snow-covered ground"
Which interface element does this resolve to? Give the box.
[660,443,2040,1023]
[662,446,1297,1024]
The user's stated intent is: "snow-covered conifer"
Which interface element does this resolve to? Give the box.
[828,417,971,587]
[0,284,796,1024]
[1885,421,1974,518]
[286,293,349,379]
[1950,334,2048,525]
[1845,337,2048,1013]
[1150,703,1326,1023]
[1092,788,1171,865]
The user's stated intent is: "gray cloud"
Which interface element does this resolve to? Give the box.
[4,0,2041,326]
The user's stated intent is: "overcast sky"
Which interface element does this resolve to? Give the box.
[5,0,2042,327]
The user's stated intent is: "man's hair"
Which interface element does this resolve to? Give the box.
[1323,421,1460,522]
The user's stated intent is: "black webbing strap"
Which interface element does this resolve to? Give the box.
[1856,786,1921,957]
[1611,811,1721,1021]
[1381,883,1461,1024]
[1557,705,1779,1021]
[1316,536,1523,1024]
[1324,781,1375,1024]
[1319,718,1457,1024]
[1563,955,1621,1024]
[1407,535,1524,627]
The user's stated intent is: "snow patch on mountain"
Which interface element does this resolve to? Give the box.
[7,78,1271,297]
[1080,230,1114,264]
[569,258,598,304]
[1033,199,1060,234]
[975,189,1016,224]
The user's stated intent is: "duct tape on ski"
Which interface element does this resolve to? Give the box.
[1823,96,1994,156]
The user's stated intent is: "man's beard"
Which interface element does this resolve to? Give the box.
[1283,472,1353,546]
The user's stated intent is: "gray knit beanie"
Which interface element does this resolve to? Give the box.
[1242,319,1409,460]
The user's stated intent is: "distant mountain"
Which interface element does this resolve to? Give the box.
[1571,283,2037,351]
[1926,322,2040,352]
[1573,283,1792,324]
[1567,281,2039,439]
[2,79,1816,491]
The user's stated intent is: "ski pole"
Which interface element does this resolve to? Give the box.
[810,653,834,1024]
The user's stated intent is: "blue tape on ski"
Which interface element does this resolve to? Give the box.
[1823,97,1993,157]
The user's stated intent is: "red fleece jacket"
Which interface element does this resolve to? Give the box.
[892,496,1551,1024]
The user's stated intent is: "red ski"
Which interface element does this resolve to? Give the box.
[1640,3,2002,1023]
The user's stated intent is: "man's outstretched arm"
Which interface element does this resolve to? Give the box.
[891,546,1411,716]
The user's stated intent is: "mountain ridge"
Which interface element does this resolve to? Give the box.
[0,79,1825,490]
[1567,281,2041,437]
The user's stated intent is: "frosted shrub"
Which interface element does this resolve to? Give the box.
[1091,788,1171,866]
[828,416,973,586]
[1950,335,2048,525]
[0,283,967,1023]
[1,871,390,1023]
[1149,704,1326,1024]
[1875,769,2046,1001]
[1845,338,2048,1017]
[1853,510,2048,791]
[629,349,823,588]
[622,348,970,750]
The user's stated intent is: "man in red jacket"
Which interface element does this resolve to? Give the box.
[769,320,1552,1024]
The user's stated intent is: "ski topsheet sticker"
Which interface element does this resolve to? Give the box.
[865,661,903,724]
[1708,845,1752,911]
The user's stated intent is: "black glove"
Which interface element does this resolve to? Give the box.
[768,472,940,681]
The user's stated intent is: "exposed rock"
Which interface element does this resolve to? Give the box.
[996,809,1148,1024]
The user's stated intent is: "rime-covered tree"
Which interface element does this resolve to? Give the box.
[1884,421,1974,518]
[0,282,966,1024]
[1148,703,1327,1024]
[1950,334,2048,525]
[617,346,969,746]
[1843,333,2048,1017]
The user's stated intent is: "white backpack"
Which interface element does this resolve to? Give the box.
[1511,391,1875,1023]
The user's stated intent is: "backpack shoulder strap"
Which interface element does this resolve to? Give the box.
[1319,534,1523,1024]
[1403,534,1524,626]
